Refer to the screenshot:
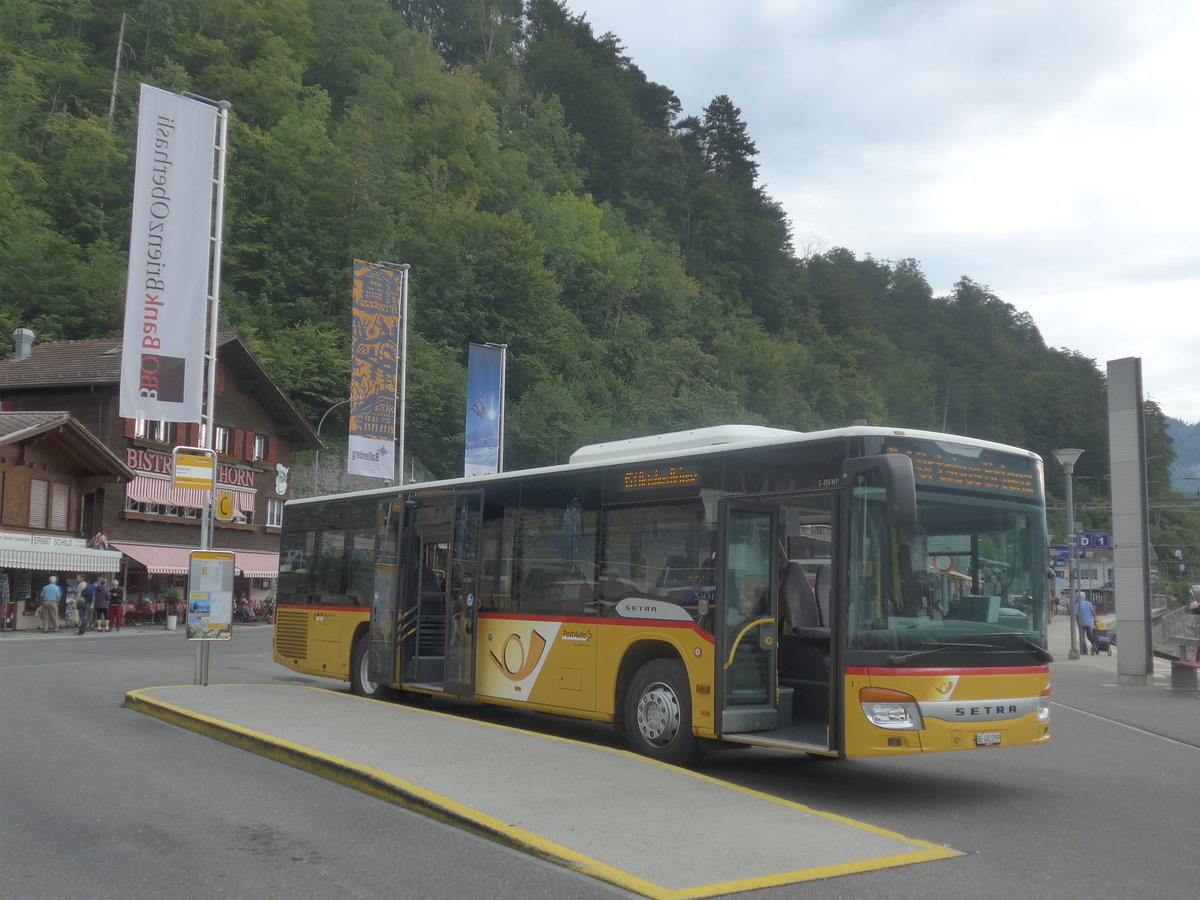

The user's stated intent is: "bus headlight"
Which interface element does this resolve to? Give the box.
[860,687,923,730]
[1037,684,1052,724]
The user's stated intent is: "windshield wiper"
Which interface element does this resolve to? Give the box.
[886,641,1004,666]
[964,632,1054,663]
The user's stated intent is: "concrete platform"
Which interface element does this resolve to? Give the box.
[125,684,958,898]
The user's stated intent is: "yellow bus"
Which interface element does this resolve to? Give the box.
[274,425,1052,763]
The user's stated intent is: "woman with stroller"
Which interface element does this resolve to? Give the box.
[1076,591,1097,654]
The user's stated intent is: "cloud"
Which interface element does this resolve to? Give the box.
[577,0,1200,421]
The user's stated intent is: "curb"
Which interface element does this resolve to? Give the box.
[122,687,658,897]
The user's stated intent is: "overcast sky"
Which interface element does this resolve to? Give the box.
[577,0,1200,424]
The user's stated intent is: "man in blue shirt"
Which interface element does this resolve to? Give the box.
[1076,591,1097,654]
[39,576,61,632]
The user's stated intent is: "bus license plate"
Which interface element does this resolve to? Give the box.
[975,731,1002,747]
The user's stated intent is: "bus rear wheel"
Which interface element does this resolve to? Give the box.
[624,658,699,766]
[350,632,387,699]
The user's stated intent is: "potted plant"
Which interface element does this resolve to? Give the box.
[261,595,275,624]
[162,586,182,631]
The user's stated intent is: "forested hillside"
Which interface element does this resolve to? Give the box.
[3,0,1194,573]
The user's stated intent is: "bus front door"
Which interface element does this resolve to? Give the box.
[717,504,779,735]
[444,491,482,696]
[399,495,453,687]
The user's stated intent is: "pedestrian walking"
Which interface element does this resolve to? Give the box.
[1076,591,1097,654]
[38,576,61,632]
[93,578,111,632]
[77,575,93,635]
[108,580,124,631]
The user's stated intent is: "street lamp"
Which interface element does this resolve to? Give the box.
[1053,448,1084,660]
[314,399,350,494]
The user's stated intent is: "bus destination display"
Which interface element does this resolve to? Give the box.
[885,442,1038,497]
[607,462,706,500]
[623,465,701,490]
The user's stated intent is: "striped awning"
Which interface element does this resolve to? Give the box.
[111,543,279,578]
[126,476,254,521]
[235,551,280,578]
[0,546,122,573]
[111,542,193,574]
[127,475,205,509]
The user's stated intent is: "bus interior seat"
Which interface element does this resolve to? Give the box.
[658,556,696,588]
[599,576,628,605]
[561,583,590,613]
[782,561,821,631]
[815,565,831,626]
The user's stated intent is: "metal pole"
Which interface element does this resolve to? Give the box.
[314,399,349,494]
[1064,464,1080,660]
[107,13,131,133]
[397,265,409,484]
[1054,449,1083,660]
[373,262,410,485]
[485,342,508,473]
[183,93,231,686]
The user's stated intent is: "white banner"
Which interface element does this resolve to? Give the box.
[347,434,395,480]
[119,84,219,424]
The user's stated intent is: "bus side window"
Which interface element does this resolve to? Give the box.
[510,474,600,616]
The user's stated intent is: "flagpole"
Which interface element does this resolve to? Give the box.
[373,262,410,485]
[184,92,231,686]
[485,342,508,473]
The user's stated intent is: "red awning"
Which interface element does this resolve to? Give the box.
[126,476,254,521]
[111,543,279,578]
[235,551,279,578]
[110,542,194,574]
[126,475,205,509]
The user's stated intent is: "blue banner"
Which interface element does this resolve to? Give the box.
[464,343,503,476]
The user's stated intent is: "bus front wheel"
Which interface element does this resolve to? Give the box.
[350,633,387,699]
[624,658,699,766]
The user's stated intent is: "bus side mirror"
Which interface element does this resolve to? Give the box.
[842,454,918,529]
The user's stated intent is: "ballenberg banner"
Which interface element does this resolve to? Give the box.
[119,84,218,424]
[348,260,403,479]
[464,342,503,477]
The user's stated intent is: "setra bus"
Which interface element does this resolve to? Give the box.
[274,425,1052,763]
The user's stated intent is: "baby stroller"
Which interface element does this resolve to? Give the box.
[1091,622,1112,656]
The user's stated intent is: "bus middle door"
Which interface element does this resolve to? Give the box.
[717,503,779,736]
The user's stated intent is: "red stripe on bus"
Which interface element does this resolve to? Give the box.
[478,611,716,643]
[845,665,1049,677]
[274,604,716,644]
[277,604,367,612]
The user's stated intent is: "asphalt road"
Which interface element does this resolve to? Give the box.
[2,619,1197,899]
[0,628,622,900]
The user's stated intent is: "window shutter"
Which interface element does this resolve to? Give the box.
[267,436,278,464]
[215,363,225,392]
[243,431,256,461]
[124,418,136,438]
[232,429,244,458]
[51,482,70,530]
[29,479,48,529]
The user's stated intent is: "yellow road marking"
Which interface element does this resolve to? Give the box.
[125,685,960,899]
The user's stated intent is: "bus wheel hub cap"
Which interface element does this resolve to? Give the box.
[637,682,680,745]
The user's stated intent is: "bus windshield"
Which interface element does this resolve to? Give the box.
[848,484,1049,659]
